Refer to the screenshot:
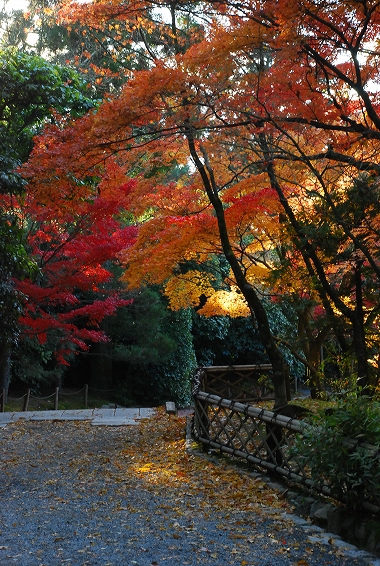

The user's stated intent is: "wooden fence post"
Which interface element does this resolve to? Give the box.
[23,389,31,412]
[54,387,59,410]
[84,384,88,408]
[194,396,211,452]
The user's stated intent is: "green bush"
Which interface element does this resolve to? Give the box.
[146,307,196,406]
[293,395,380,509]
[112,295,196,407]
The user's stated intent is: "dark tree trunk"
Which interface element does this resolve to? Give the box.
[186,130,288,409]
[307,342,324,399]
[90,342,113,391]
[243,285,288,408]
[260,138,371,392]
[353,262,369,390]
[297,309,326,397]
[0,340,11,403]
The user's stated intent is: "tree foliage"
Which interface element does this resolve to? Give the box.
[6,182,136,366]
[110,287,177,366]
[0,46,94,176]
[112,294,196,406]
[294,395,380,509]
[11,0,380,399]
[0,47,134,394]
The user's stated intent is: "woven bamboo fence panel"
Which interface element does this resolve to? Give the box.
[192,390,322,490]
[191,368,380,513]
[197,364,276,402]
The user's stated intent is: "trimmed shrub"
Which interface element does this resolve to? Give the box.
[293,395,380,509]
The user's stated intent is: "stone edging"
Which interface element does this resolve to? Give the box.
[284,488,380,558]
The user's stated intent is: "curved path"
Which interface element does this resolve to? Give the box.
[0,413,379,566]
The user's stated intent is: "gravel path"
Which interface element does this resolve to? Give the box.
[0,415,379,566]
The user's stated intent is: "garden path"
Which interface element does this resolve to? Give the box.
[0,410,379,566]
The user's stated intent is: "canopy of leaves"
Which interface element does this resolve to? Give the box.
[15,0,380,389]
[5,181,137,366]
[109,287,177,366]
[0,43,136,385]
[0,46,95,171]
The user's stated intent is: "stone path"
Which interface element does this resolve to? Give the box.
[0,407,155,427]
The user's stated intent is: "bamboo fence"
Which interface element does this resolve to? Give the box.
[191,365,380,514]
[195,364,288,402]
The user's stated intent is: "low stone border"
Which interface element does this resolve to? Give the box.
[285,488,380,557]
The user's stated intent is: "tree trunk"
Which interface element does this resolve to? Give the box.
[185,130,288,409]
[307,342,324,399]
[244,286,288,408]
[353,262,369,390]
[297,309,326,398]
[0,340,11,403]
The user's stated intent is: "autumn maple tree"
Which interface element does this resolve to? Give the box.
[0,181,137,394]
[20,0,380,403]
[18,187,135,349]
[241,0,380,390]
[0,48,137,397]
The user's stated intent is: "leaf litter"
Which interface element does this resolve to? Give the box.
[0,408,376,565]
